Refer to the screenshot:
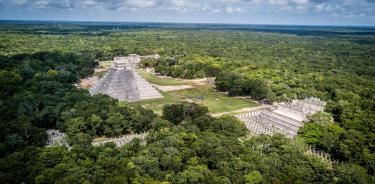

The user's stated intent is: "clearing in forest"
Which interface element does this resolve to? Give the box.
[120,69,259,114]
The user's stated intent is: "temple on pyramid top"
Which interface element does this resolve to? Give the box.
[113,54,141,70]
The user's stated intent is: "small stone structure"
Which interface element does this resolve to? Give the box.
[92,133,147,147]
[46,129,69,148]
[236,97,326,137]
[89,54,162,102]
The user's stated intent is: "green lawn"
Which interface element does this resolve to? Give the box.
[93,71,107,78]
[137,69,190,86]
[125,92,176,114]
[100,60,113,68]
[127,85,259,115]
[118,69,259,114]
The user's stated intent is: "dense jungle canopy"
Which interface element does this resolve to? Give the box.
[0,22,374,183]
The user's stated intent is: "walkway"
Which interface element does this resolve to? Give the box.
[210,105,270,117]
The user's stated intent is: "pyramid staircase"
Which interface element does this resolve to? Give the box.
[133,71,163,100]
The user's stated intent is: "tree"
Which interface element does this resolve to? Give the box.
[174,165,214,184]
[307,112,334,125]
[162,103,208,125]
[104,112,127,137]
[129,106,156,133]
[5,133,24,150]
[0,70,22,98]
[334,164,373,184]
[203,64,221,77]
[68,133,93,150]
[66,117,88,137]
[209,116,248,137]
[215,72,244,92]
[244,171,262,184]
[249,79,273,101]
[298,123,325,146]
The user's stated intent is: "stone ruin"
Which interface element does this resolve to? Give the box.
[46,129,147,148]
[236,97,327,137]
[306,146,338,165]
[92,133,147,147]
[46,129,70,148]
[89,54,162,102]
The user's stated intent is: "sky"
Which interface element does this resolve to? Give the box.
[0,0,375,26]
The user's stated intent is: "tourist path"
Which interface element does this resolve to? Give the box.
[153,84,193,92]
[210,105,270,117]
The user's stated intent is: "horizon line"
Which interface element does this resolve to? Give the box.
[1,18,375,28]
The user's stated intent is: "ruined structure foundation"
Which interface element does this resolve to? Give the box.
[236,97,326,137]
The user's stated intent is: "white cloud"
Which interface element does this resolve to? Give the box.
[212,9,221,13]
[218,0,241,3]
[292,0,309,5]
[12,0,27,5]
[125,0,159,8]
[225,7,243,13]
[169,0,190,7]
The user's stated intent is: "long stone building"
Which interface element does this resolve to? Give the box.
[89,55,162,102]
[236,97,326,137]
[46,129,146,148]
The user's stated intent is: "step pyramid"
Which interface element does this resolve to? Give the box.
[89,68,162,102]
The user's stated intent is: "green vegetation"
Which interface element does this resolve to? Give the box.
[93,71,107,78]
[132,69,258,114]
[121,91,177,114]
[215,71,275,102]
[0,23,374,183]
[137,68,190,86]
[141,57,221,79]
[129,85,258,114]
[0,51,158,145]
[99,60,113,68]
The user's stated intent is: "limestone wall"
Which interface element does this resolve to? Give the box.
[46,129,147,149]
[92,133,148,147]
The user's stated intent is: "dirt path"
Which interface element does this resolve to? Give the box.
[185,77,215,86]
[77,76,100,89]
[210,105,270,117]
[153,84,194,92]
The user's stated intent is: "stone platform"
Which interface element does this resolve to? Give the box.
[236,97,326,137]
